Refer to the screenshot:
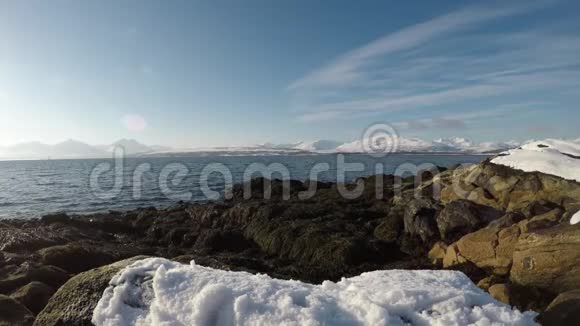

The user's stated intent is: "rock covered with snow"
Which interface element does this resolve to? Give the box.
[491,139,580,184]
[92,258,537,326]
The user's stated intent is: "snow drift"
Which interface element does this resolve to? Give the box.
[93,258,537,326]
[491,139,580,183]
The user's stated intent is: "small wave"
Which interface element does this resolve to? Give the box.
[61,202,81,208]
[88,202,108,207]
[36,181,64,186]
[0,202,28,208]
[32,196,62,202]
[37,173,61,177]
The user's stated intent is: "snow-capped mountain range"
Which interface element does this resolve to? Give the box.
[0,137,523,160]
[0,139,170,160]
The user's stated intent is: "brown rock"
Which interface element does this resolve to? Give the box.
[510,224,580,293]
[427,241,447,266]
[452,219,526,276]
[488,283,511,305]
[454,228,501,272]
[476,275,502,291]
[494,225,521,273]
[442,243,466,268]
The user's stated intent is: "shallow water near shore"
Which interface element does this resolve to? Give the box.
[0,153,487,219]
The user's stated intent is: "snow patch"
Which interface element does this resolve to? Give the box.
[92,258,537,326]
[571,211,580,225]
[293,140,343,152]
[491,139,580,182]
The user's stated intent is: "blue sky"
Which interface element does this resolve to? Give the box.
[0,0,579,147]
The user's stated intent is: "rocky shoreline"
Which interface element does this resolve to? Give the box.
[1,160,579,325]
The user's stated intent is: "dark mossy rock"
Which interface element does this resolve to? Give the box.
[0,294,35,326]
[34,256,148,326]
[403,197,442,243]
[194,230,254,253]
[36,242,145,274]
[509,283,557,314]
[373,214,403,242]
[40,213,70,225]
[539,289,580,326]
[232,178,306,200]
[10,281,55,314]
[0,263,69,294]
[436,199,503,242]
[37,244,115,274]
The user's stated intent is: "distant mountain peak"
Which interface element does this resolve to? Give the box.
[108,139,153,154]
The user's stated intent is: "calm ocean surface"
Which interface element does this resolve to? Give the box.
[0,154,487,219]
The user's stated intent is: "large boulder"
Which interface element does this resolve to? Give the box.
[0,294,35,326]
[34,256,148,326]
[37,244,115,274]
[403,197,442,243]
[510,224,580,293]
[453,226,517,276]
[436,200,503,241]
[446,208,568,277]
[36,242,147,274]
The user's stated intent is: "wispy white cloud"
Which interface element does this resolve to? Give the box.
[289,1,552,90]
[289,0,580,123]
